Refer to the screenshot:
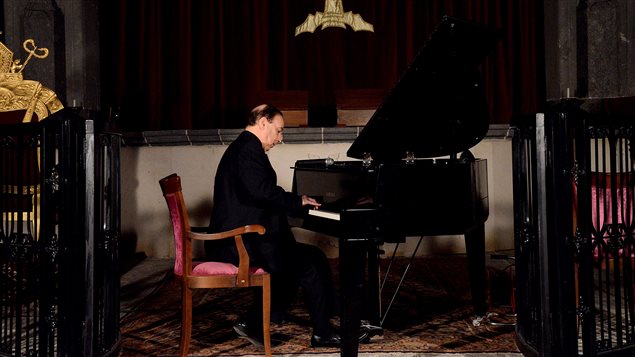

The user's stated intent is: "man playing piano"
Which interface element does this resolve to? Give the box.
[205,104,363,348]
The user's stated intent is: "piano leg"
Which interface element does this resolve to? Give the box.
[366,241,381,326]
[339,239,365,357]
[464,223,488,316]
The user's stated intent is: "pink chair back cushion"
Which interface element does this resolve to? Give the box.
[165,193,266,276]
[166,194,186,276]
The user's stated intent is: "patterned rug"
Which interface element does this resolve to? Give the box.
[119,255,519,356]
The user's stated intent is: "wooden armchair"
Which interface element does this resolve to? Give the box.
[159,173,272,357]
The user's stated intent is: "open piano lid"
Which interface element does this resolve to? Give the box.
[347,16,502,162]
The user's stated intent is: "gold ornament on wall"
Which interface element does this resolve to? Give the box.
[0,39,63,123]
[295,0,374,36]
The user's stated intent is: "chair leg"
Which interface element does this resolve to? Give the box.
[262,274,272,357]
[180,283,193,357]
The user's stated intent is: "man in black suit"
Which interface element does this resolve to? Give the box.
[205,104,352,347]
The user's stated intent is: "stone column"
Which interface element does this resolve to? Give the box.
[545,0,635,99]
[3,0,66,102]
[585,0,634,97]
[2,0,101,112]
[56,0,100,112]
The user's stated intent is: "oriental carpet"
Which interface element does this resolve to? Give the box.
[119,255,519,356]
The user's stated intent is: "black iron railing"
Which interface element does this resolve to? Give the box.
[0,109,121,357]
[513,98,635,356]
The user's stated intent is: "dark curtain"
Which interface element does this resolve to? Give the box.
[99,0,543,131]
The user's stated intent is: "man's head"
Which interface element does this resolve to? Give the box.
[246,104,284,151]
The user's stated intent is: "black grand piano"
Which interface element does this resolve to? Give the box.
[292,16,501,357]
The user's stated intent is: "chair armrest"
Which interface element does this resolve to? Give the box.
[187,225,266,287]
[188,225,265,241]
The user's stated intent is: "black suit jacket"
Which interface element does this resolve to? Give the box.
[206,131,302,272]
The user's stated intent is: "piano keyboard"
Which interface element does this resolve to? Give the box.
[308,209,341,221]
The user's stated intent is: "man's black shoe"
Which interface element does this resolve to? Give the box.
[311,333,341,348]
[233,321,264,347]
[310,331,370,348]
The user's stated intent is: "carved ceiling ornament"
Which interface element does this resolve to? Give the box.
[295,0,374,36]
[0,39,63,123]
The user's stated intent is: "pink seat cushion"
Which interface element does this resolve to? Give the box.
[190,261,266,276]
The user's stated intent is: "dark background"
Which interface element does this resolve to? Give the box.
[98,0,543,130]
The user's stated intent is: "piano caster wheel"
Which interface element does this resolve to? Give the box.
[360,321,384,341]
[472,315,486,327]
[485,312,516,327]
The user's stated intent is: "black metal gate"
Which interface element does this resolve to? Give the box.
[513,98,635,356]
[0,109,121,356]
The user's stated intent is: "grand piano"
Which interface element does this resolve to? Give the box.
[291,16,501,357]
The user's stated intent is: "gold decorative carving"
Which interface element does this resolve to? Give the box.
[0,39,62,241]
[296,0,374,36]
[0,39,63,123]
[0,43,13,73]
